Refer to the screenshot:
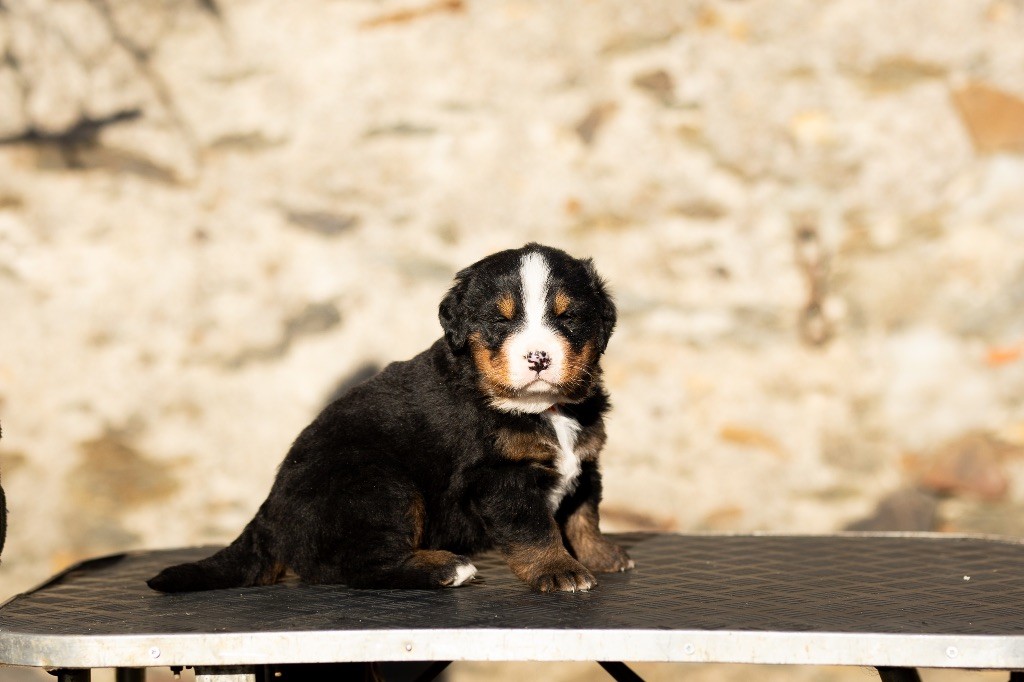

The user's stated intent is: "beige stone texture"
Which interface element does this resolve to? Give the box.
[1,1,1024,680]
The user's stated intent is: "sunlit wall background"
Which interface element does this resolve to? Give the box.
[1,1,1023,680]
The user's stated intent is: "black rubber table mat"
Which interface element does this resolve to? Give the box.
[2,533,1024,669]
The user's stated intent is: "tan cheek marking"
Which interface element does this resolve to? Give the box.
[469,331,513,396]
[554,291,571,316]
[497,293,516,320]
[558,339,596,385]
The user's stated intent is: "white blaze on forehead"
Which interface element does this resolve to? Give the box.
[520,252,550,330]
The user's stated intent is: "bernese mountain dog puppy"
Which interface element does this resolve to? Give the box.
[148,243,632,593]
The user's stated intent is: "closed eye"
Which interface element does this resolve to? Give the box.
[495,294,516,320]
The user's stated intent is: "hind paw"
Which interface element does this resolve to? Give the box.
[404,549,477,588]
[441,557,478,587]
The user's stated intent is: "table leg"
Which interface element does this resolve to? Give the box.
[411,661,451,682]
[598,662,646,682]
[264,663,382,681]
[115,669,145,682]
[876,668,922,682]
[47,670,90,682]
[194,666,257,682]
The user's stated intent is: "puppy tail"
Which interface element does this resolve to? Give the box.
[147,520,281,593]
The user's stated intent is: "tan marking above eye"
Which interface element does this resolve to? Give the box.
[497,293,516,319]
[553,291,571,316]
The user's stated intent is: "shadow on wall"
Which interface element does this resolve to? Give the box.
[323,363,383,407]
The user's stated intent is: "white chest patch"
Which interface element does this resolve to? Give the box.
[544,409,583,511]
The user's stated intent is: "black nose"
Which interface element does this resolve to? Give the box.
[526,350,551,372]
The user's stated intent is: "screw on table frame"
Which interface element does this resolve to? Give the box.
[598,661,646,682]
[877,668,922,682]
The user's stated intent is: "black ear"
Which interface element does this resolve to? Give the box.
[438,266,474,352]
[584,258,617,353]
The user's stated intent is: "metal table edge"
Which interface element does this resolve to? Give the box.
[2,628,1024,670]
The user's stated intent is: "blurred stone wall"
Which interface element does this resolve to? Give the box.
[1,1,1024,678]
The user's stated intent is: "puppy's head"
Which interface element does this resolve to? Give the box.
[439,243,616,413]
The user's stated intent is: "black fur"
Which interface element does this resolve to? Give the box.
[148,244,631,593]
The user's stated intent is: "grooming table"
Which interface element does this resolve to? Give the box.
[2,533,1024,682]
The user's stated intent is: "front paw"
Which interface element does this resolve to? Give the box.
[531,559,597,593]
[579,541,634,574]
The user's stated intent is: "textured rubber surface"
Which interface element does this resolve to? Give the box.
[2,533,1023,637]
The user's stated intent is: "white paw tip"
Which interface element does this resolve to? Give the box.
[450,562,478,587]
